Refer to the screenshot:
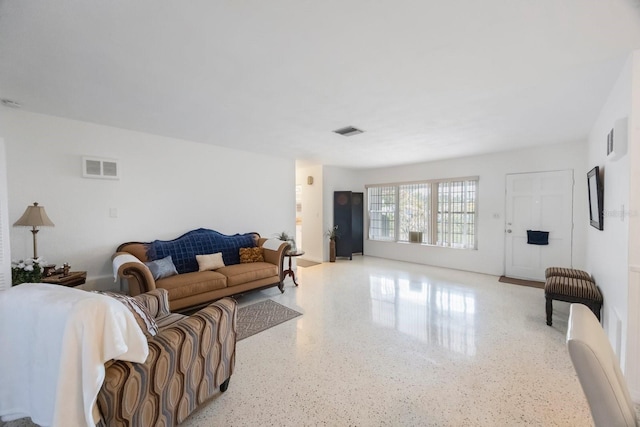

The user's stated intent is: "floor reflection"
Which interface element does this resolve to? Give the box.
[369,274,476,356]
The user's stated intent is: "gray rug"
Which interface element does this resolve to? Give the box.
[499,275,545,289]
[296,259,321,268]
[237,299,302,341]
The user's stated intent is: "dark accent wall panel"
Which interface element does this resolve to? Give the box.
[333,191,363,260]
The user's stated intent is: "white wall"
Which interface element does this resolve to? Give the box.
[1,109,295,290]
[626,50,640,400]
[0,139,10,290]
[585,51,640,399]
[586,53,632,371]
[327,141,589,276]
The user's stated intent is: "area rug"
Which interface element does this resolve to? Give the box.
[296,259,321,268]
[236,299,302,341]
[499,275,545,289]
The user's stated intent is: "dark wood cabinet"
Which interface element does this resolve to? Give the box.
[333,191,364,260]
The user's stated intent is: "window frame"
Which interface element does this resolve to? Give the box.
[366,176,478,250]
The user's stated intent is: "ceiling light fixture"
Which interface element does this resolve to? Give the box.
[1,99,21,109]
[333,126,364,137]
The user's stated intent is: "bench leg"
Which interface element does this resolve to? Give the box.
[546,295,553,326]
[589,302,602,322]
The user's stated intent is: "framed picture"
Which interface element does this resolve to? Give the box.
[587,166,604,230]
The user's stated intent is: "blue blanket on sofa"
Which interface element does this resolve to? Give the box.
[146,228,256,274]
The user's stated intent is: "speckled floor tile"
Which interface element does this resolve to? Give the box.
[180,257,593,427]
[1,257,597,426]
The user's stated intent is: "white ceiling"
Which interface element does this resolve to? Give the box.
[1,1,640,169]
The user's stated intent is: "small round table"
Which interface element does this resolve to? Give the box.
[283,250,305,286]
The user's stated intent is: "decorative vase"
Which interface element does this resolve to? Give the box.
[329,240,336,262]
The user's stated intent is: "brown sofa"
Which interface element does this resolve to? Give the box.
[113,229,290,311]
[98,289,236,426]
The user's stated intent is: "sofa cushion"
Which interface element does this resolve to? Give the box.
[239,247,264,263]
[147,229,257,274]
[196,252,225,271]
[156,270,227,301]
[144,256,178,280]
[216,262,278,287]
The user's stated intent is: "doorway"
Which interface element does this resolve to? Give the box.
[295,184,302,250]
[504,170,574,281]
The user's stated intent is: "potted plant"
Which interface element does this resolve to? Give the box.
[11,257,44,285]
[325,225,339,262]
[275,231,296,252]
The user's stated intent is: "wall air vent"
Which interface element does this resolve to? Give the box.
[82,156,119,180]
[333,126,364,137]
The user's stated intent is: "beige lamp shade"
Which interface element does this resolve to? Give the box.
[13,202,55,227]
[13,202,54,259]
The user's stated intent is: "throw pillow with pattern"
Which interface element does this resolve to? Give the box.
[239,247,264,263]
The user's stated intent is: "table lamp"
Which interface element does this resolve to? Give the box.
[13,202,55,259]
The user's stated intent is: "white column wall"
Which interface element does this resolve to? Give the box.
[0,139,10,290]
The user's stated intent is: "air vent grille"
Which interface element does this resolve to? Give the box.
[333,126,364,137]
[83,156,119,180]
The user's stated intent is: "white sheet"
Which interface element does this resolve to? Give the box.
[112,253,144,282]
[0,283,148,427]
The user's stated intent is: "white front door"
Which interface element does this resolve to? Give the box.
[505,170,574,281]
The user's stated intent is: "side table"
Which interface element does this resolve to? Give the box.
[42,271,87,287]
[283,250,305,286]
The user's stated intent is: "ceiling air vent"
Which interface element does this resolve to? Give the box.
[333,126,364,137]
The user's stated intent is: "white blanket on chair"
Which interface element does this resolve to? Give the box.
[0,283,148,427]
[112,253,144,282]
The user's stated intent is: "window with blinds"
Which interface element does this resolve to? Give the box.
[367,177,478,249]
[368,186,396,241]
[399,183,430,243]
[437,180,476,249]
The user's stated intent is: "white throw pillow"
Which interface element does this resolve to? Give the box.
[196,253,225,271]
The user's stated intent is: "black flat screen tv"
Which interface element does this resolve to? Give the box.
[587,166,604,230]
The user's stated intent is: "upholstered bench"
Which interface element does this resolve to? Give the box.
[544,267,602,326]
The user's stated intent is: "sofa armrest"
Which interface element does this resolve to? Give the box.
[258,238,290,282]
[112,251,156,296]
[132,289,171,318]
[98,298,237,426]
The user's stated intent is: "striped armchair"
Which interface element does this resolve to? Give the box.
[97,289,237,426]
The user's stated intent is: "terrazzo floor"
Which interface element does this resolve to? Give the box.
[187,256,593,426]
[2,256,594,426]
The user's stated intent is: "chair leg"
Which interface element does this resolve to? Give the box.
[220,377,231,392]
[546,296,553,326]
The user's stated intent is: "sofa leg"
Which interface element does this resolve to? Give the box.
[546,296,553,326]
[278,282,285,293]
[220,377,231,392]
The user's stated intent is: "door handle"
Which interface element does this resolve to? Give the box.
[507,229,512,233]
